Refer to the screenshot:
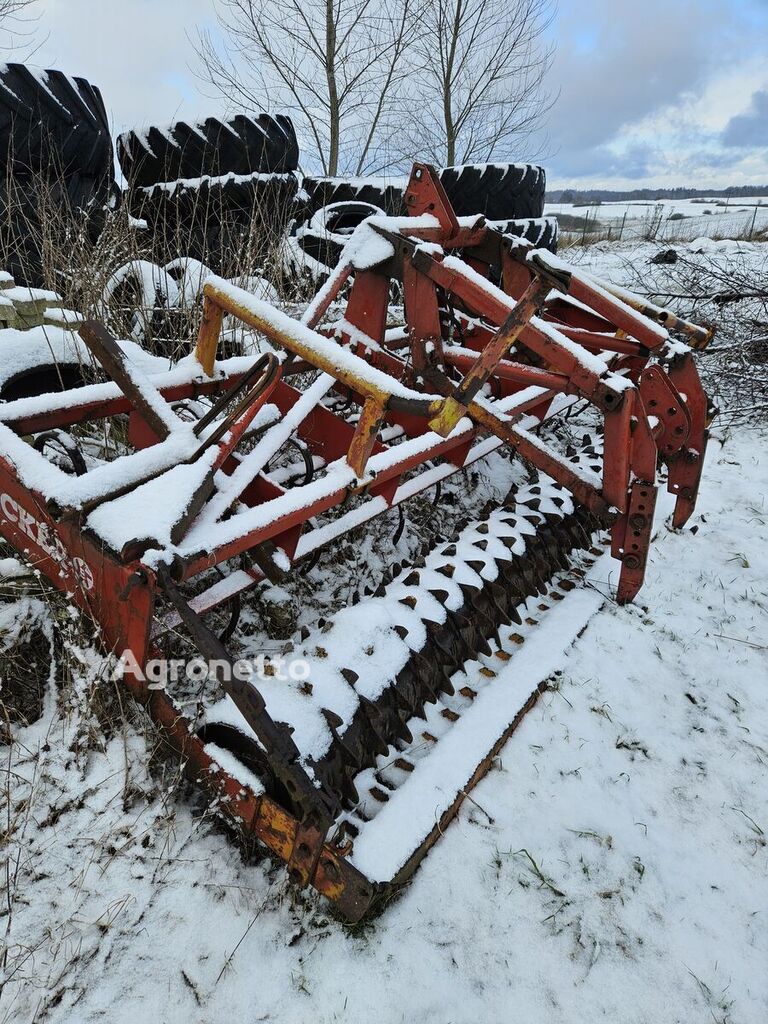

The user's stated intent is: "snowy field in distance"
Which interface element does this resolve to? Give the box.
[546,197,768,243]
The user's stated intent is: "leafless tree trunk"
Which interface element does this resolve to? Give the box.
[196,0,419,177]
[404,0,556,167]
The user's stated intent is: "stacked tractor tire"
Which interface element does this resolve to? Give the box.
[0,62,558,292]
[0,64,116,287]
[119,115,300,274]
[287,164,556,286]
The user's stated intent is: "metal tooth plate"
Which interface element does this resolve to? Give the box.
[334,542,608,838]
[315,514,607,806]
[305,448,608,802]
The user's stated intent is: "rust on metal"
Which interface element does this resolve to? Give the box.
[0,160,713,924]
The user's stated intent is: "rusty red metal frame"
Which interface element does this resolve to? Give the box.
[0,162,712,919]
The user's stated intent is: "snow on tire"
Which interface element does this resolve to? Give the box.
[0,63,114,182]
[0,64,116,286]
[117,114,299,189]
[488,215,559,253]
[285,200,384,287]
[101,260,180,344]
[129,171,299,273]
[438,163,546,220]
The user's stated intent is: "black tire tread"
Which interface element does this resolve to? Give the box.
[128,171,299,273]
[439,163,546,220]
[302,176,405,217]
[0,63,113,180]
[118,114,299,188]
[489,215,558,253]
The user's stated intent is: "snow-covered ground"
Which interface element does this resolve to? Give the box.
[2,240,767,1024]
[547,197,768,243]
[2,437,766,1024]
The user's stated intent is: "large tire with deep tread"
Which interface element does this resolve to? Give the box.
[302,176,405,217]
[118,115,299,189]
[129,171,299,274]
[438,163,545,220]
[0,63,113,181]
[489,215,559,253]
[0,64,115,286]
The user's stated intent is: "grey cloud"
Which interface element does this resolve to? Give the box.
[722,90,768,147]
[541,0,768,183]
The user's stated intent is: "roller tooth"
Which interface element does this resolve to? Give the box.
[321,707,344,730]
[357,697,392,756]
[309,464,609,809]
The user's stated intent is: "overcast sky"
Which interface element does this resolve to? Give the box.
[17,0,768,189]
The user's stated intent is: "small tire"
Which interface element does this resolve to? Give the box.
[285,200,383,287]
[439,163,546,220]
[118,114,299,188]
[101,259,180,346]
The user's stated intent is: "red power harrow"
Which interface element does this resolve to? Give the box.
[0,164,712,919]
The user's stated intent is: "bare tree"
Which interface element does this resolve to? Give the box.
[404,0,556,167]
[196,0,420,177]
[0,0,41,53]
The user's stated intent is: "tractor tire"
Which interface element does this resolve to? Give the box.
[0,175,112,287]
[438,163,546,220]
[284,200,384,288]
[302,176,405,217]
[489,215,559,253]
[0,63,113,181]
[0,64,115,286]
[117,115,299,189]
[128,171,299,274]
